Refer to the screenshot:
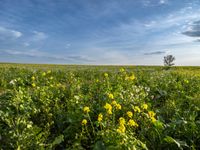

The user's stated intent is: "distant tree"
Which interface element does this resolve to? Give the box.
[164,55,175,66]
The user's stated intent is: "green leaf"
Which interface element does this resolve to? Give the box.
[164,136,189,149]
[153,120,164,129]
[52,134,64,146]
[93,140,106,150]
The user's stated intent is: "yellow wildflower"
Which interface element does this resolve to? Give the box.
[125,76,129,80]
[127,111,133,118]
[119,117,126,125]
[134,106,141,113]
[184,79,189,84]
[151,117,156,123]
[104,103,112,110]
[142,104,148,110]
[50,76,53,80]
[127,119,138,127]
[148,111,156,118]
[32,83,36,87]
[27,124,32,128]
[83,106,90,113]
[56,83,61,87]
[82,119,87,125]
[111,100,117,106]
[104,73,108,77]
[47,70,51,74]
[42,72,46,76]
[108,93,114,99]
[98,113,103,122]
[104,103,112,115]
[117,124,126,133]
[107,109,112,115]
[115,104,122,110]
[111,101,121,110]
[129,74,135,80]
[31,76,35,80]
[120,68,125,72]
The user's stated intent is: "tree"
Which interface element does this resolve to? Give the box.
[164,55,175,66]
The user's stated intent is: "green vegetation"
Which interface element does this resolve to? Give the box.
[0,63,200,149]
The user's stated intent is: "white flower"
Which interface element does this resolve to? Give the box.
[9,79,17,85]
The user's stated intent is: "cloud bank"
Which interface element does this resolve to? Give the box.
[0,26,22,40]
[182,20,200,37]
[144,51,166,55]
[1,49,93,62]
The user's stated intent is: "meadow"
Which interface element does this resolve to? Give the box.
[0,63,200,149]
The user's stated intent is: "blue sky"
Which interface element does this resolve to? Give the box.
[0,0,200,65]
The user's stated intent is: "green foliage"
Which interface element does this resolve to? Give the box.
[0,65,200,149]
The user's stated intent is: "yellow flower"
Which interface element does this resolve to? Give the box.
[104,103,112,110]
[82,119,87,125]
[115,104,121,110]
[117,124,126,133]
[56,83,61,87]
[31,76,35,80]
[120,68,125,72]
[129,74,135,80]
[148,111,156,122]
[127,111,133,118]
[127,119,138,127]
[27,124,32,128]
[83,106,90,113]
[134,106,141,113]
[47,70,51,74]
[108,93,114,99]
[50,76,53,80]
[184,79,189,84]
[42,72,46,76]
[98,113,103,122]
[119,117,126,125]
[104,73,108,77]
[108,110,113,114]
[142,104,148,110]
[151,117,156,123]
[148,111,156,118]
[111,100,117,106]
[125,76,129,80]
[104,103,112,115]
[32,83,36,87]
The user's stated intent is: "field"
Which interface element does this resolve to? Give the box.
[0,63,200,150]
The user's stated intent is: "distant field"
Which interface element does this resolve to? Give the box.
[0,63,200,149]
[0,62,200,72]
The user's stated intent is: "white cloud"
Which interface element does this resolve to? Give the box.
[77,5,200,65]
[141,0,168,7]
[32,31,47,41]
[3,49,44,57]
[96,5,200,49]
[65,42,71,49]
[79,47,133,64]
[93,6,198,46]
[0,26,22,40]
[2,49,93,62]
[21,31,48,47]
[143,7,200,31]
[159,0,168,4]
[23,42,30,47]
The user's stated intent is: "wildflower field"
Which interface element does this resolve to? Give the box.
[0,63,200,150]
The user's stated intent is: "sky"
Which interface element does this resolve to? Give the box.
[0,0,200,65]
